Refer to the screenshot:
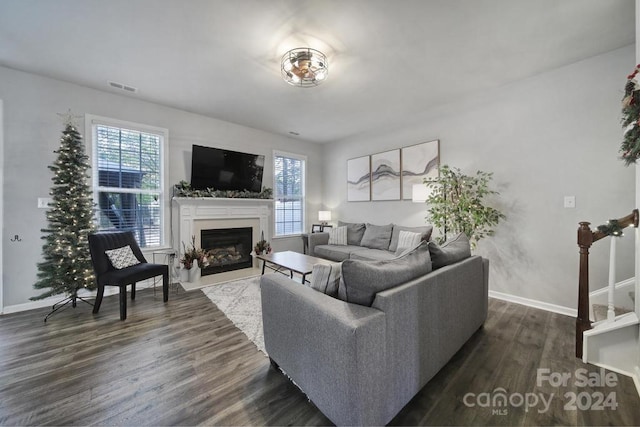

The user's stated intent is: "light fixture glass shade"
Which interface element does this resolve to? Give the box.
[281,48,328,87]
[318,210,332,222]
[412,184,430,203]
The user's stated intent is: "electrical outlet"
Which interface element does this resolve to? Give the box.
[564,196,576,208]
[37,197,52,209]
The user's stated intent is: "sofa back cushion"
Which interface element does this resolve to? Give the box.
[388,224,433,252]
[338,221,367,245]
[360,223,393,250]
[428,232,471,269]
[339,241,432,306]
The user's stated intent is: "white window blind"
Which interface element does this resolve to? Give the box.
[274,153,305,236]
[91,119,166,248]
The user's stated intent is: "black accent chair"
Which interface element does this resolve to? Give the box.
[88,231,168,320]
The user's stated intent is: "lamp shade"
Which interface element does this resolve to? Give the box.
[318,210,332,222]
[412,184,430,203]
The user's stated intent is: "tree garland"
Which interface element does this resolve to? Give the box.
[173,180,273,199]
[620,64,640,165]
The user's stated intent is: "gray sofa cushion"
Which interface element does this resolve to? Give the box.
[388,224,434,252]
[315,244,363,262]
[428,232,471,269]
[338,221,366,245]
[360,223,393,250]
[350,248,398,261]
[340,241,433,306]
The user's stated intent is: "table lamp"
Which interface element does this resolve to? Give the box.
[318,211,332,230]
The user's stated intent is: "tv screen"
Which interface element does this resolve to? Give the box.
[190,145,265,192]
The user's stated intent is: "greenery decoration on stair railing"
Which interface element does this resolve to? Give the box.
[620,64,640,165]
[423,165,505,249]
[596,219,624,237]
[174,180,273,199]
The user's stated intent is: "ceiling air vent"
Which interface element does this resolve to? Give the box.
[108,81,138,93]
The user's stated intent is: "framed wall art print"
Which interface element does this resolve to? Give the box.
[401,140,440,200]
[347,156,371,201]
[371,149,401,201]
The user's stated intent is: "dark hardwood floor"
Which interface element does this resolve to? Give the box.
[0,286,639,426]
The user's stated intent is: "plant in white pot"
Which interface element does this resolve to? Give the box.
[423,165,506,249]
[180,236,210,282]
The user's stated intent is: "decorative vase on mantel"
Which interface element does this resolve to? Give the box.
[187,263,201,283]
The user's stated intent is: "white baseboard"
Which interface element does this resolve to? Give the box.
[489,290,577,317]
[1,279,157,315]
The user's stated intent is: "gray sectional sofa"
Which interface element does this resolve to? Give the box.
[261,234,489,426]
[309,221,433,261]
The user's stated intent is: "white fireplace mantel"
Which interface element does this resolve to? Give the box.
[171,197,274,255]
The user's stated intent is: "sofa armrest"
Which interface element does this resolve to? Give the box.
[307,232,329,256]
[372,255,488,415]
[260,273,389,426]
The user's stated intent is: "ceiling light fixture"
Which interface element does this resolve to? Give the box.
[281,47,328,87]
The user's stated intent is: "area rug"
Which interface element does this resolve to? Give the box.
[201,275,266,355]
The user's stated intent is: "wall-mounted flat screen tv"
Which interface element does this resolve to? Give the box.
[190,145,265,192]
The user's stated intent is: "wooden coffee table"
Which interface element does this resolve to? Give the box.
[256,251,334,284]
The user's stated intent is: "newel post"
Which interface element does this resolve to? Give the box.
[576,221,594,358]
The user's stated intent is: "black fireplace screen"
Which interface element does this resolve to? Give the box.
[200,227,253,275]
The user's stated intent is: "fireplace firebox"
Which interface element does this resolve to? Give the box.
[201,227,253,275]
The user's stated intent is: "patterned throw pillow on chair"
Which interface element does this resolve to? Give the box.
[105,245,141,269]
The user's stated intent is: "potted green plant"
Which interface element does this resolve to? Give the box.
[423,165,506,249]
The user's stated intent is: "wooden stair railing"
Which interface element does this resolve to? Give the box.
[576,209,639,358]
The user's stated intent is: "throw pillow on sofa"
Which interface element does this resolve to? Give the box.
[339,241,432,306]
[395,230,423,256]
[309,262,342,298]
[359,223,393,250]
[328,226,347,245]
[388,224,434,252]
[428,232,472,269]
[338,221,366,245]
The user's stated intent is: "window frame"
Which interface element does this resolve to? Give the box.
[85,114,169,250]
[273,150,307,238]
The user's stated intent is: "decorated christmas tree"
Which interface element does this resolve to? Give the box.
[31,119,96,302]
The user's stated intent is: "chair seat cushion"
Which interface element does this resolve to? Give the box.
[98,263,168,286]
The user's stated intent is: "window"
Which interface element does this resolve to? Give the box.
[88,116,167,248]
[274,152,306,236]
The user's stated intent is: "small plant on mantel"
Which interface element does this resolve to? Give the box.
[254,231,272,255]
[180,236,210,269]
[423,165,506,249]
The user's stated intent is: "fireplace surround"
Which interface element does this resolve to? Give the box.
[172,197,273,279]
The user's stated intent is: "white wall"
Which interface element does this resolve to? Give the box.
[0,66,323,308]
[322,45,636,311]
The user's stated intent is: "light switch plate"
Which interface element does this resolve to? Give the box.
[37,197,52,209]
[564,196,576,208]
